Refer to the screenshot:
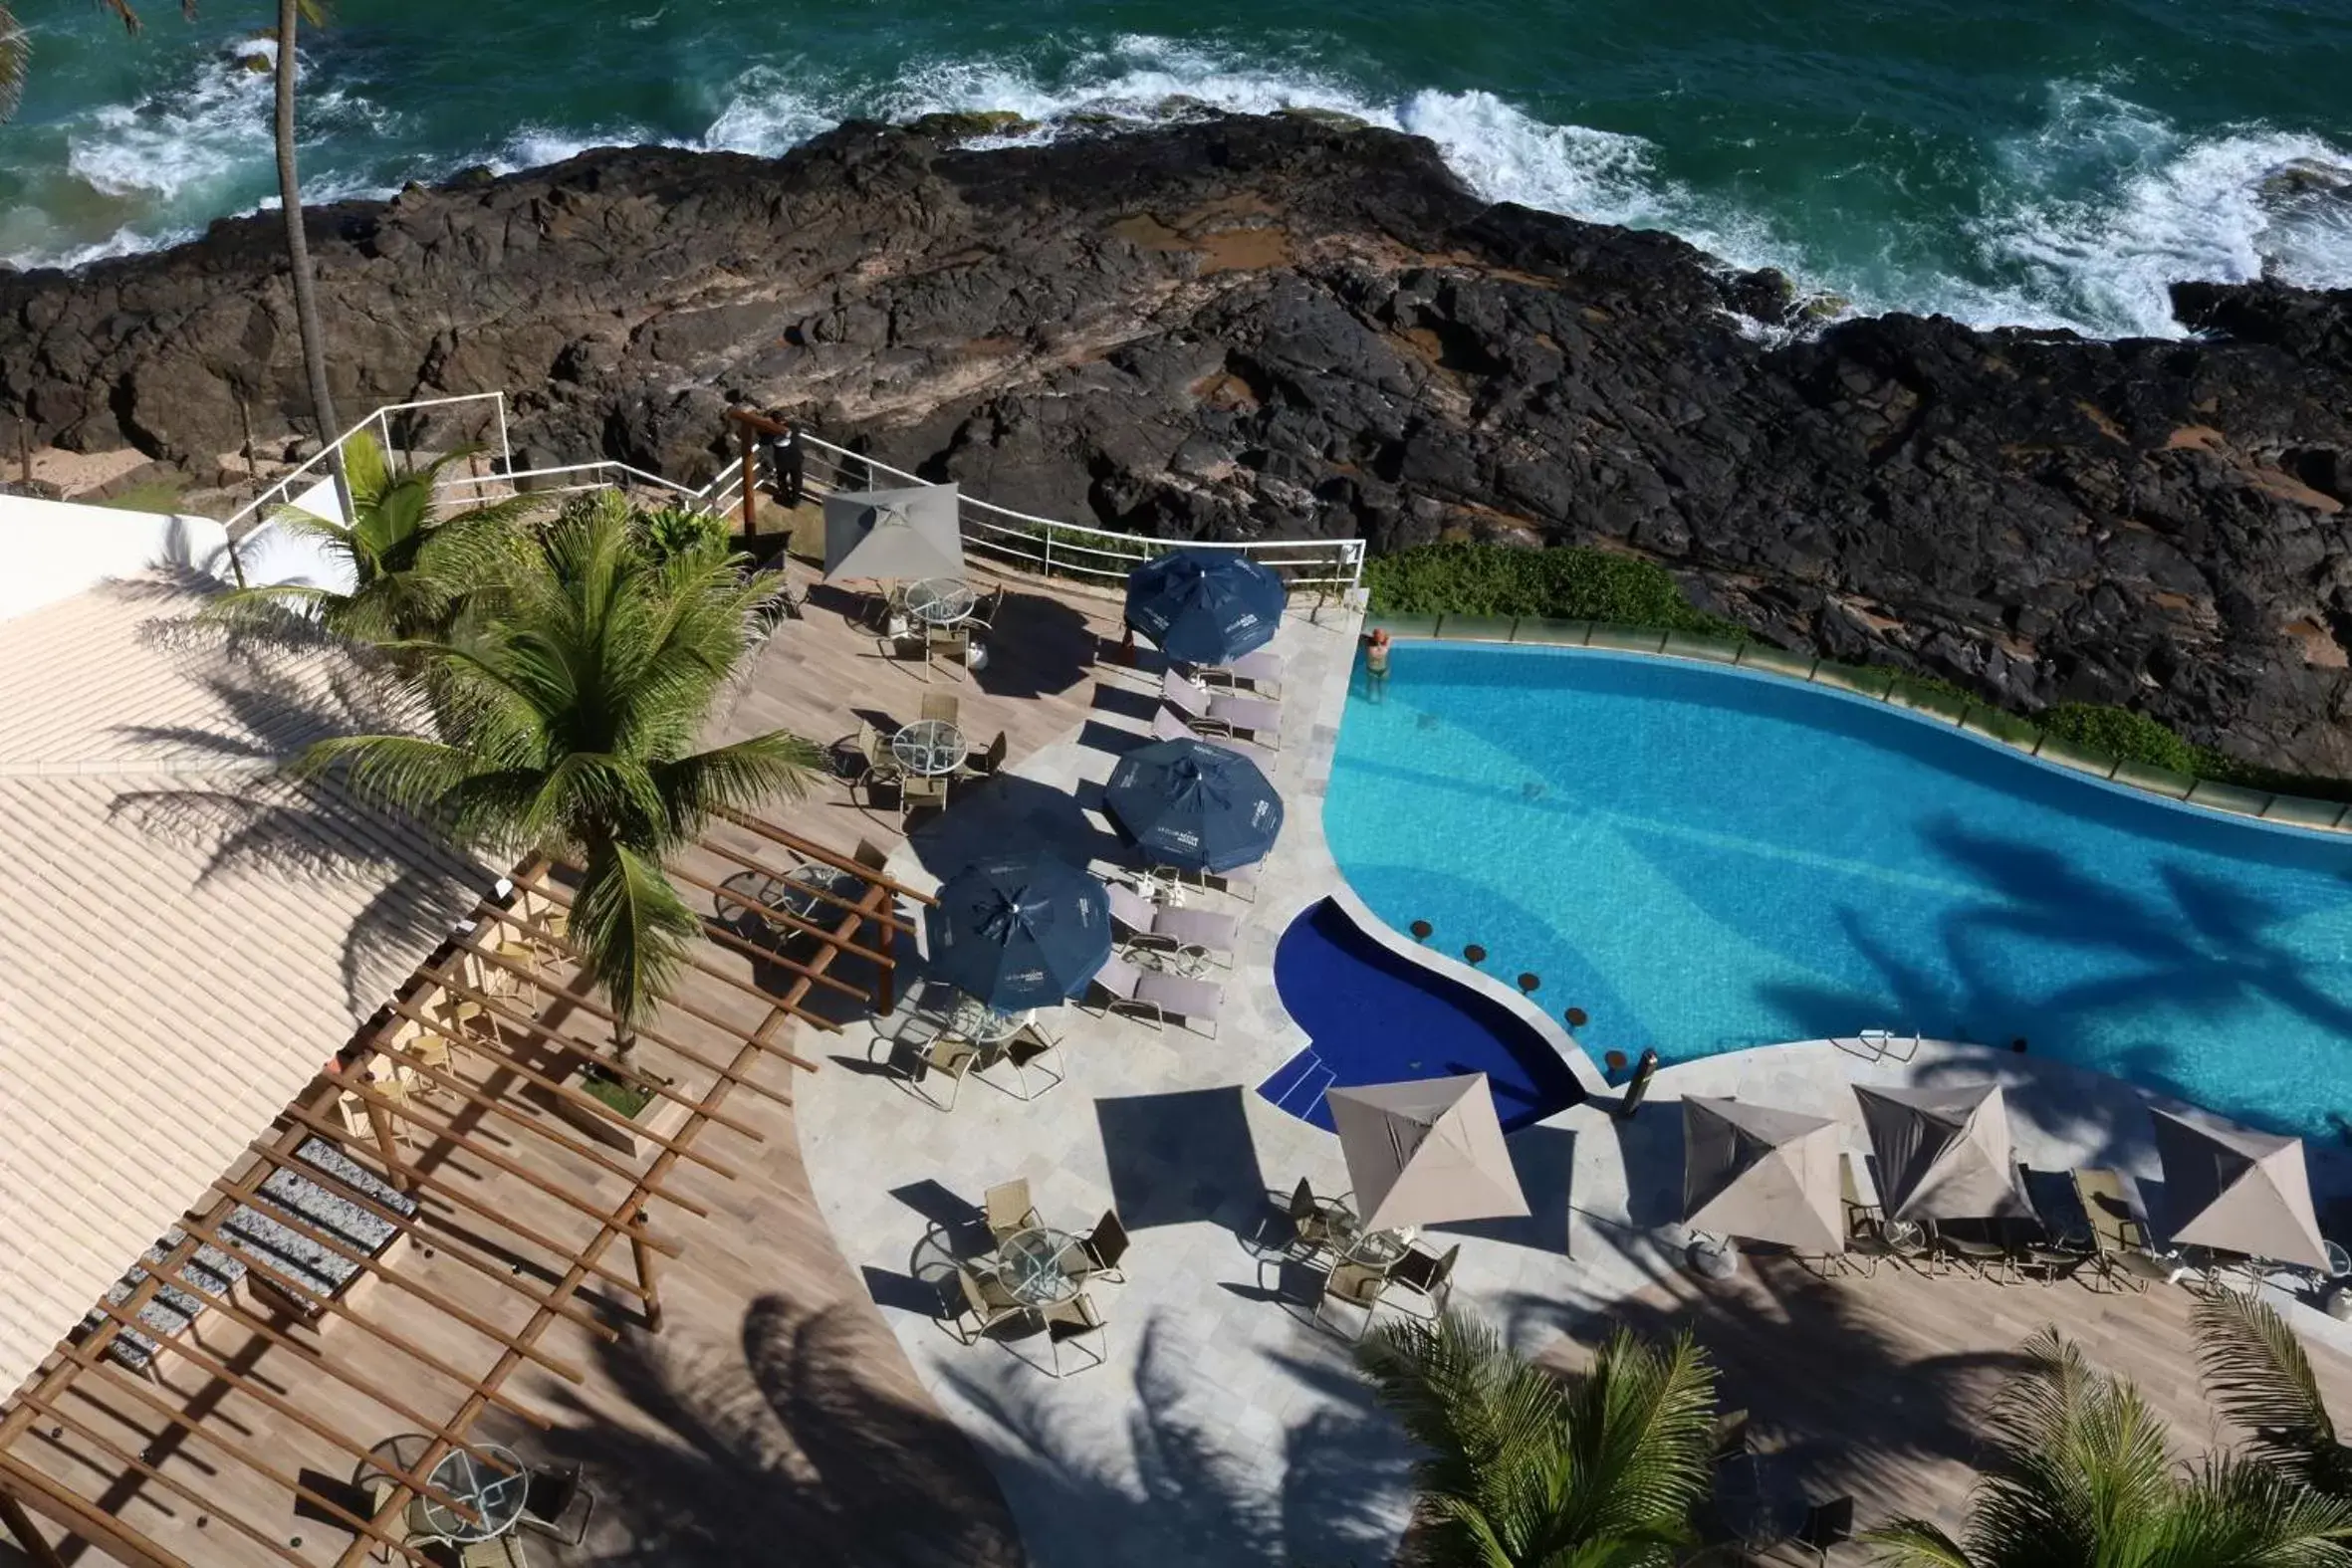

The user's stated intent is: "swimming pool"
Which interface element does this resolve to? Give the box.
[1262,897,1583,1131]
[1324,643,2352,1141]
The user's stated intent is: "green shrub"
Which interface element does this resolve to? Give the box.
[2039,703,2199,774]
[1365,542,1743,637]
[637,504,731,562]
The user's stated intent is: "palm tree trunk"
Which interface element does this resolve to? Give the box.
[273,0,343,503]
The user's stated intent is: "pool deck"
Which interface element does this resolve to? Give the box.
[794,584,2352,1564]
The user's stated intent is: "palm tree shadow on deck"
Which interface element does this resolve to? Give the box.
[519,1295,1023,1568]
[936,1316,1412,1568]
[1506,1253,2029,1525]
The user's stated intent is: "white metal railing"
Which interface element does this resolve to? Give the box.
[225,389,1364,596]
[711,431,1366,594]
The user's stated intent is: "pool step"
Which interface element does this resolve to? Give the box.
[1256,1047,1338,1127]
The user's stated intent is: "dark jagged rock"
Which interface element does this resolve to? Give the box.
[7,113,2352,772]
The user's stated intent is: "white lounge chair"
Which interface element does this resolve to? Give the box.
[1089,951,1224,1036]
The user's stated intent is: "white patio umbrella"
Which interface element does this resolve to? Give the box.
[1326,1073,1530,1232]
[821,483,965,582]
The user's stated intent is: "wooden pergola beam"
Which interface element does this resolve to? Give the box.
[0,1485,63,1568]
[318,1073,681,1255]
[329,1053,713,1221]
[0,1453,193,1568]
[423,968,781,1127]
[712,802,937,912]
[382,996,749,1174]
[277,1105,658,1303]
[466,934,823,1081]
[138,1255,517,1475]
[34,1374,441,1568]
[666,854,898,969]
[233,1138,614,1350]
[679,831,903,962]
[172,1213,552,1426]
[77,1297,484,1522]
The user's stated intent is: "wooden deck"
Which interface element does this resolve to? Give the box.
[0,547,1127,1568]
[1541,1253,2352,1553]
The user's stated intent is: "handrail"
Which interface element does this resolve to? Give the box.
[715,413,1364,593]
[223,390,1364,597]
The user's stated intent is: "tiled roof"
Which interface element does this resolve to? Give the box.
[0,576,489,1399]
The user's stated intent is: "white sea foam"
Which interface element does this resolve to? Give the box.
[13,36,2352,344]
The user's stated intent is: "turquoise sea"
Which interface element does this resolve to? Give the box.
[2,0,2348,337]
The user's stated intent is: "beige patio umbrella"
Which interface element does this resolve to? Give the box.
[1682,1096,1845,1253]
[2152,1108,2329,1271]
[1326,1074,1530,1232]
[1853,1082,2029,1222]
[821,483,965,582]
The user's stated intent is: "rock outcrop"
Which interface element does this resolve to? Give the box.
[7,113,2352,772]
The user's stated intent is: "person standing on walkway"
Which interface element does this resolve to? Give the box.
[767,416,808,508]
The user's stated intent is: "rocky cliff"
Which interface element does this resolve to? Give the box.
[8,112,2352,773]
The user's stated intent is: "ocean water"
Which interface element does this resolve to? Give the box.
[2,0,2349,338]
[1323,644,2352,1141]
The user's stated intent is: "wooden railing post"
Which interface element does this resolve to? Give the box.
[739,416,759,537]
[632,1234,664,1332]
[0,1486,66,1568]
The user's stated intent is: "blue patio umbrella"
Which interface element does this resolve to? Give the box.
[1123,550,1285,666]
[924,854,1113,1009]
[1104,738,1285,873]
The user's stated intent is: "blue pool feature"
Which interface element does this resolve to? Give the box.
[1324,643,2352,1141]
[1264,897,1584,1130]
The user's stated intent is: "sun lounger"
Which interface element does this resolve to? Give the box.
[1200,647,1285,696]
[1105,883,1239,959]
[1206,689,1281,744]
[1088,951,1224,1036]
[2070,1168,2156,1293]
[1150,706,1277,770]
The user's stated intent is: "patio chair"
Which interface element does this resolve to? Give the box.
[1201,647,1286,697]
[920,691,961,727]
[950,1265,1029,1344]
[985,1178,1043,1243]
[1040,1291,1108,1378]
[1069,1210,1130,1284]
[1265,1177,1347,1260]
[924,625,970,682]
[1791,1495,1855,1564]
[1380,1242,1460,1322]
[911,1037,982,1111]
[853,837,891,872]
[1314,1259,1389,1340]
[1711,1409,1752,1465]
[1159,669,1234,734]
[960,729,1009,779]
[981,1022,1064,1101]
[519,1462,595,1547]
[2071,1168,2155,1294]
[901,773,951,818]
[461,1532,531,1567]
[855,721,903,803]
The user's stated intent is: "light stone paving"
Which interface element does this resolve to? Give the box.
[795,604,2352,1567]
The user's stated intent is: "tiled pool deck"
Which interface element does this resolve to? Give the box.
[798,598,2352,1565]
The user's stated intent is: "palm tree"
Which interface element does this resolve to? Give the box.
[1355,1309,1719,1567]
[0,4,192,120]
[2196,1289,2352,1498]
[1869,1328,2352,1568]
[271,0,340,461]
[208,430,529,642]
[292,498,823,1041]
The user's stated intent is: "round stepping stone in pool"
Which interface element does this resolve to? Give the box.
[1568,1007,1590,1028]
[1410,920,1433,941]
[1464,944,1487,964]
[1518,972,1540,993]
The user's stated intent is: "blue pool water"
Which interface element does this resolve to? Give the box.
[1263,898,1584,1131]
[1324,644,2352,1141]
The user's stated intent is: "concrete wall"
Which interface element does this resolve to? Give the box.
[0,492,353,623]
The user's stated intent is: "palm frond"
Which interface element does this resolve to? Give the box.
[0,5,28,122]
[1557,1327,1717,1540]
[2173,1455,2352,1563]
[2196,1288,2352,1496]
[569,839,697,1029]
[650,732,824,842]
[1862,1519,1977,1568]
[288,733,478,820]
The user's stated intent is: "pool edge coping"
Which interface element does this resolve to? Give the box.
[1322,880,1610,1101]
[1366,615,2352,841]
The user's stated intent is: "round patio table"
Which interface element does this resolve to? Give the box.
[719,863,865,941]
[993,1227,1083,1306]
[944,991,1029,1045]
[414,1443,529,1543]
[891,718,967,778]
[1328,1213,1413,1272]
[905,577,977,626]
